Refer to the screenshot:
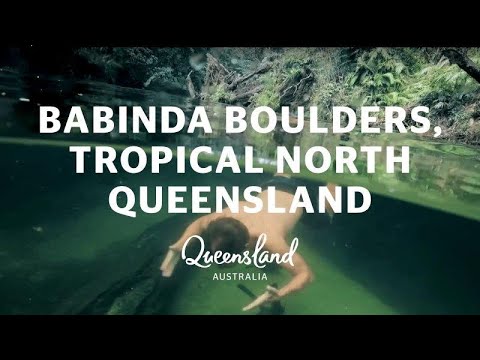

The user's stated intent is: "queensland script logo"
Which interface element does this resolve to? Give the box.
[182,233,298,281]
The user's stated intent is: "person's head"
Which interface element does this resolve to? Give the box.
[201,217,249,254]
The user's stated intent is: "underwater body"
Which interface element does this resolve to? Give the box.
[1,71,480,315]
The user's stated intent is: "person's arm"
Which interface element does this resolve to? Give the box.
[170,215,210,251]
[160,215,211,277]
[271,241,314,298]
[242,238,314,311]
[325,182,337,216]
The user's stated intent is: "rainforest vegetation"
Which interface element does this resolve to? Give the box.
[1,47,479,145]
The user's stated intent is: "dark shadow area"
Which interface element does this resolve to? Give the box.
[0,213,198,314]
[0,144,119,232]
[304,193,480,314]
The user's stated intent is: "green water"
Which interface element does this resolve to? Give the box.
[1,72,480,314]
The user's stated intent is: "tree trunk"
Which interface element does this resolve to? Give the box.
[443,49,480,84]
[186,71,197,98]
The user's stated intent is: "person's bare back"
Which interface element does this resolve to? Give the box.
[214,188,303,243]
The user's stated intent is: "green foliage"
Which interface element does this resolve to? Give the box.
[253,72,281,109]
[403,51,480,143]
[409,56,478,98]
[255,47,480,144]
[253,48,343,110]
[346,48,410,106]
[74,46,480,145]
[210,84,234,103]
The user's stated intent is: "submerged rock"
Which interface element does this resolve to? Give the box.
[107,279,156,315]
[77,216,197,315]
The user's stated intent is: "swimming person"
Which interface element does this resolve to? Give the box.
[160,174,336,312]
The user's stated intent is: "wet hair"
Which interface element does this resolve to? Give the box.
[201,217,249,254]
